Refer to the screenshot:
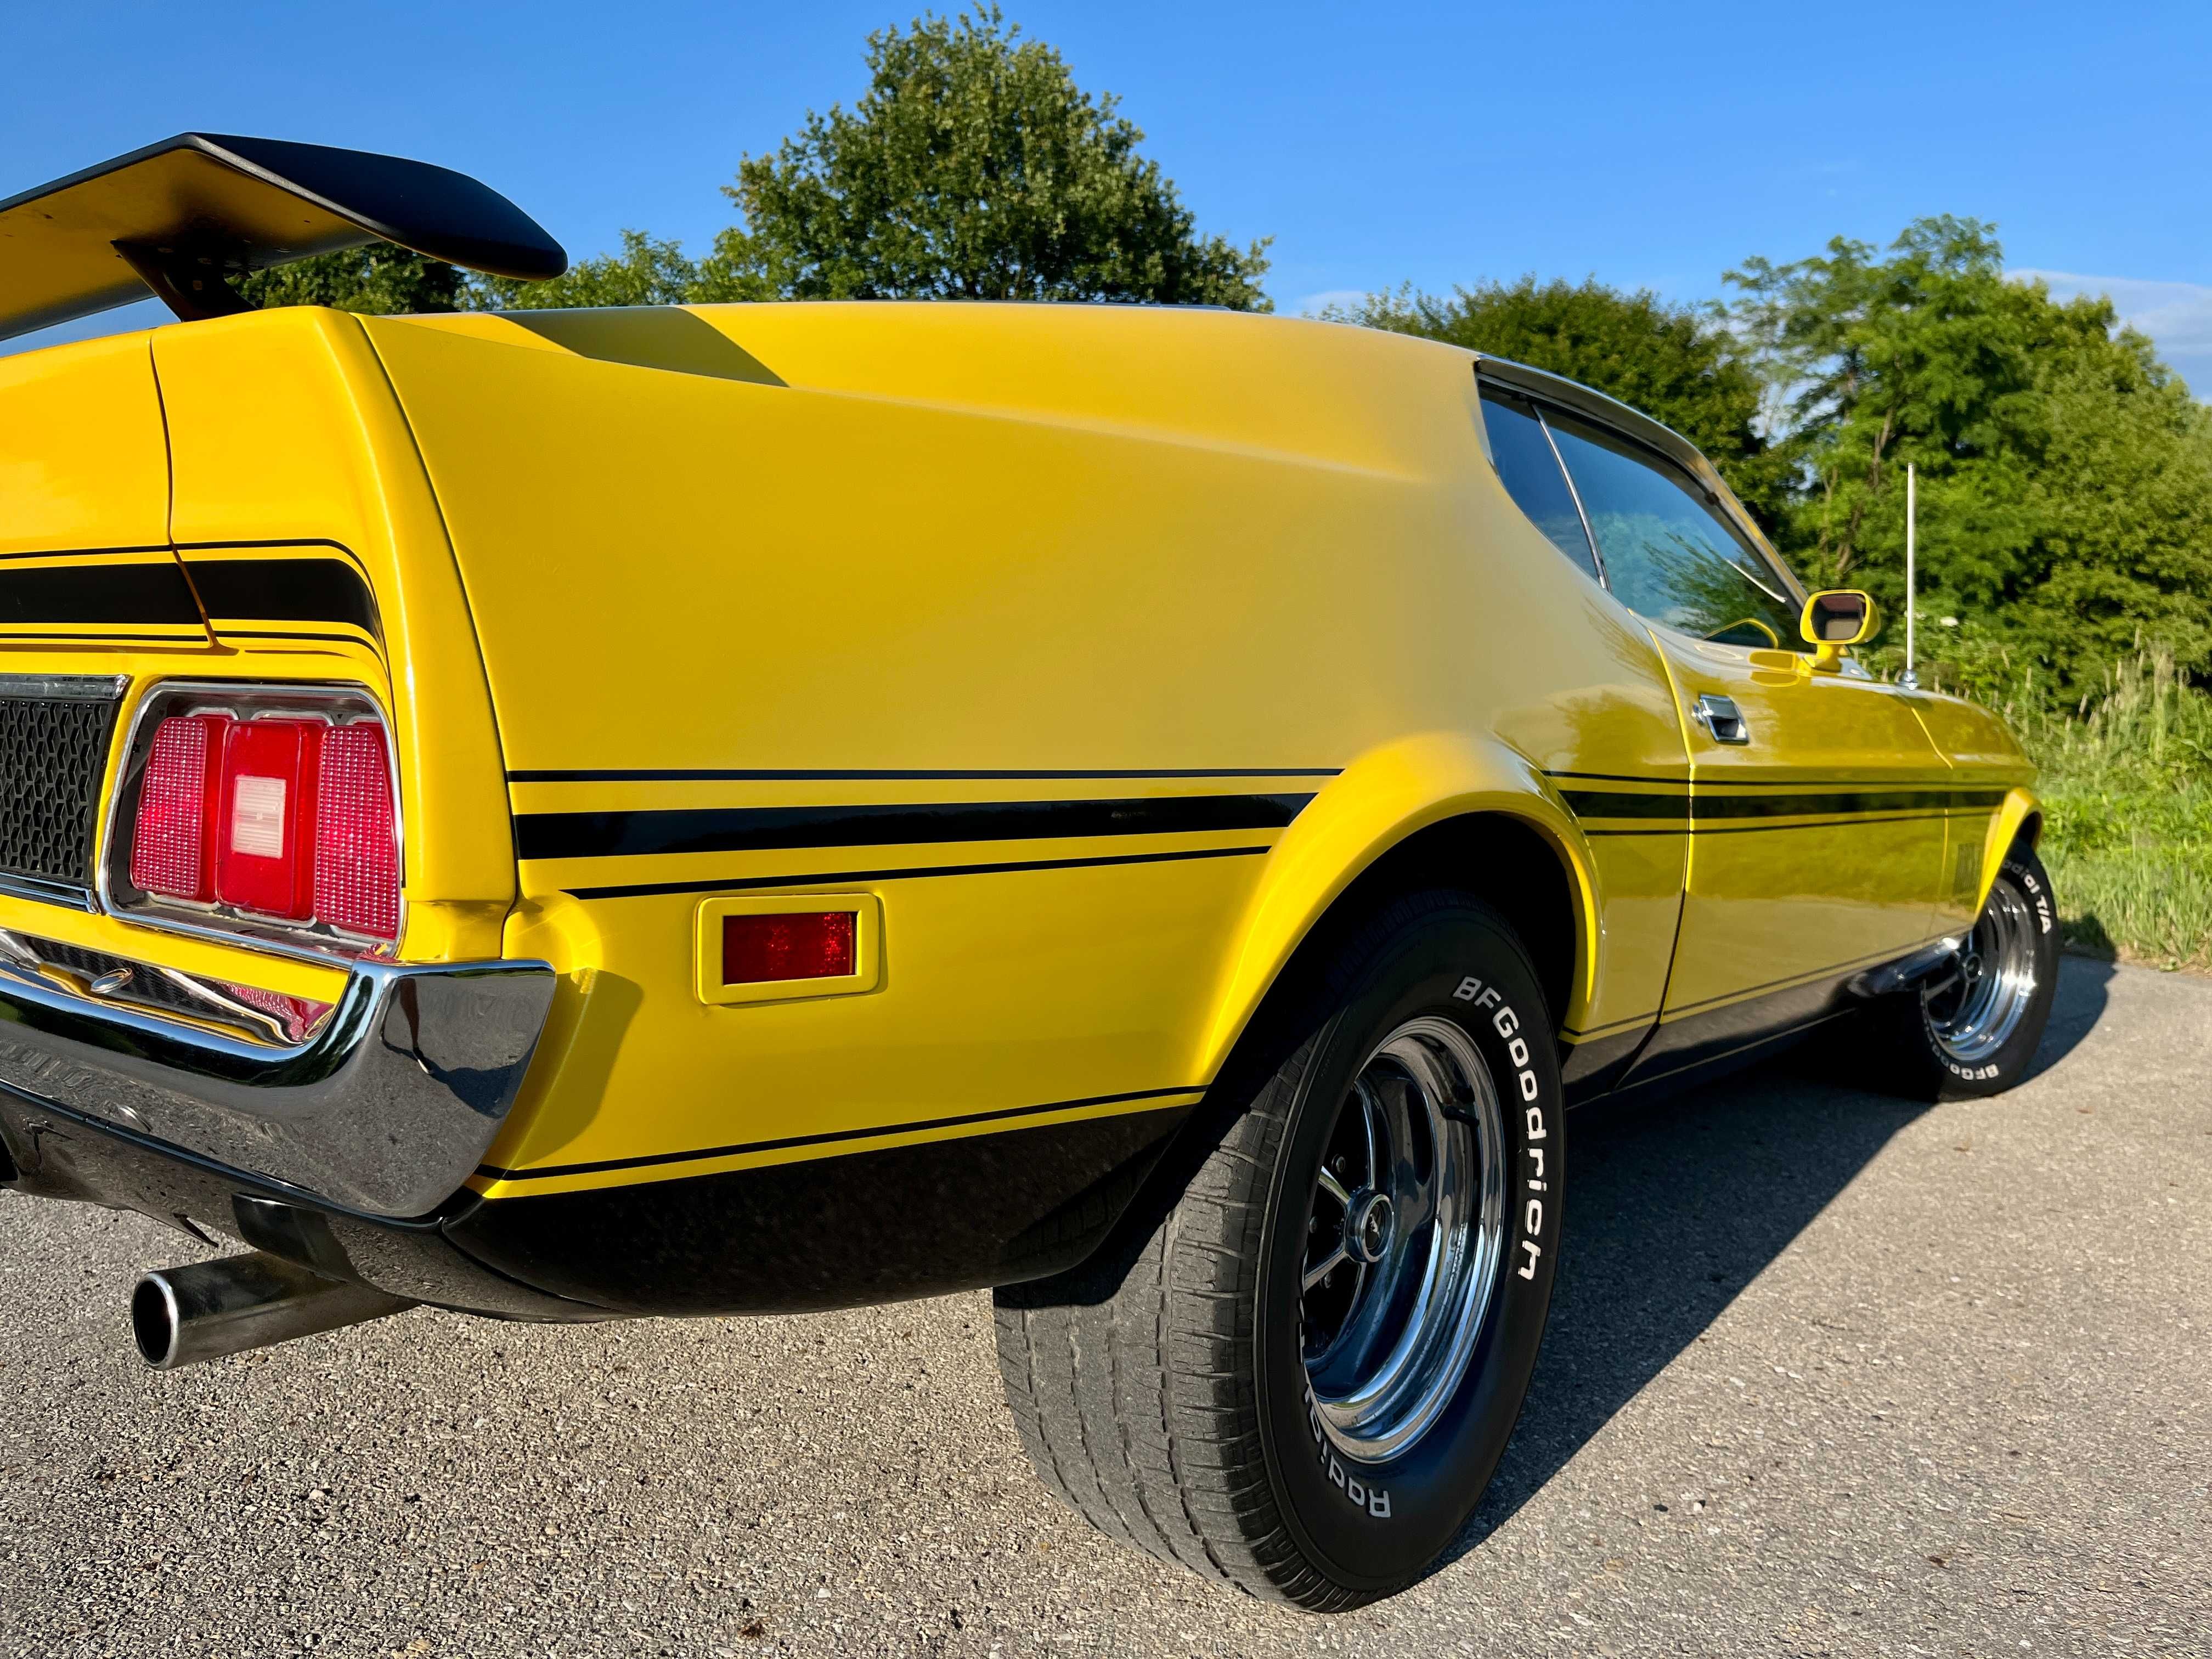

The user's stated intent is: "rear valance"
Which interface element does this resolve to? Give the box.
[0,132,567,340]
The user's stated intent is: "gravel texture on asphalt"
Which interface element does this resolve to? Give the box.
[1,956,2205,1658]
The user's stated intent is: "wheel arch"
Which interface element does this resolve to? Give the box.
[1977,787,2044,913]
[1192,733,1595,1086]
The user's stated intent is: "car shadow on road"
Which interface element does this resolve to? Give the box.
[1440,953,2114,1566]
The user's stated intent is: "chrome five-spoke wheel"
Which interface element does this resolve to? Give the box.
[1922,877,2043,1066]
[1301,1015,1509,1462]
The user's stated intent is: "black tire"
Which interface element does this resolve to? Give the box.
[993,891,1564,1609]
[1869,843,2061,1099]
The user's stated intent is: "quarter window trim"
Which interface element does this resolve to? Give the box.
[1481,375,1809,633]
[1529,401,1609,590]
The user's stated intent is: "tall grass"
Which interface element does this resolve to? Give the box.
[2006,653,2212,972]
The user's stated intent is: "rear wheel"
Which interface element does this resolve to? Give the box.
[993,892,1563,1609]
[1872,844,2059,1098]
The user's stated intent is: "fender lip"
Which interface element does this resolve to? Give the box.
[1189,731,1596,1084]
[0,950,555,1218]
[1978,786,2043,914]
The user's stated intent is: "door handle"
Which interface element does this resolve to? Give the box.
[1691,693,1751,744]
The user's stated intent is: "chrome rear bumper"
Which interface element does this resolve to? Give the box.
[0,948,555,1217]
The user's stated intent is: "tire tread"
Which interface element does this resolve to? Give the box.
[995,891,1527,1610]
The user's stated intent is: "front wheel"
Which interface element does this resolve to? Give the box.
[993,892,1564,1609]
[1872,844,2060,1098]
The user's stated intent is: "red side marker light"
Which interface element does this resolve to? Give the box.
[722,911,857,984]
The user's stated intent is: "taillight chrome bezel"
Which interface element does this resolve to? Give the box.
[100,680,404,962]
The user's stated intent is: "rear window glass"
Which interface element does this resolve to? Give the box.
[1477,387,1600,583]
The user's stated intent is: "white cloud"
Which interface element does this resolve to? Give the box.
[2010,268,2212,389]
[1290,289,1371,318]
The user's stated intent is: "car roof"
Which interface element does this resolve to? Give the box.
[1469,355,1709,476]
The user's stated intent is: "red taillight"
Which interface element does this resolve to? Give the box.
[216,719,318,919]
[312,723,398,939]
[127,708,398,945]
[129,715,224,901]
[721,911,857,984]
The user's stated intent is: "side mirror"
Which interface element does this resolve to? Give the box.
[1799,589,1881,669]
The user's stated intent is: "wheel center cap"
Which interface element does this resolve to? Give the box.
[1345,1191,1393,1265]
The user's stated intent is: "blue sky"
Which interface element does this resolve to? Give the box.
[8,1,2210,383]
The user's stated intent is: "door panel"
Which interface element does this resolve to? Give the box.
[1514,388,1955,1085]
[1630,634,1954,1077]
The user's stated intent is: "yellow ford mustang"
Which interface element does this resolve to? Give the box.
[0,136,2056,1608]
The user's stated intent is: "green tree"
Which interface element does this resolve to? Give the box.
[697,5,1269,307]
[2014,314,2212,681]
[1727,217,2042,597]
[233,245,468,314]
[473,230,704,311]
[239,10,1265,317]
[1338,277,1785,528]
[1728,217,2212,691]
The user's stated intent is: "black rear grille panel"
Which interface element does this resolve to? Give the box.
[0,683,122,895]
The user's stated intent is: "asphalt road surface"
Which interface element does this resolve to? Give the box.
[2,956,2206,1658]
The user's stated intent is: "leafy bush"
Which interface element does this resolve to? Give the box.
[2005,652,2212,970]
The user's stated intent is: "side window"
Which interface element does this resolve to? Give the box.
[1542,410,1807,652]
[1477,387,1600,583]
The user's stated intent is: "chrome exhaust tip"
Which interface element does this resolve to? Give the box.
[132,1251,416,1370]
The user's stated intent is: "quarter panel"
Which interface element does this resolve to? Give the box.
[371,308,1691,1210]
[484,841,1262,1195]
[0,333,170,556]
[154,309,518,958]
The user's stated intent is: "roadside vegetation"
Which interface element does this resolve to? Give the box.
[235,5,2208,967]
[2002,655,2211,971]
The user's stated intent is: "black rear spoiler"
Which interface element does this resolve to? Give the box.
[0,133,567,341]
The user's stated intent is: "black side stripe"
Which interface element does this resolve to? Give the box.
[510,766,1344,783]
[1560,783,2005,826]
[565,843,1270,901]
[479,1084,1205,1182]
[518,793,1312,862]
[1561,789,1689,821]
[1586,812,1971,838]
[184,558,380,640]
[1548,768,1997,791]
[0,555,380,639]
[0,562,203,627]
[1692,787,2007,819]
